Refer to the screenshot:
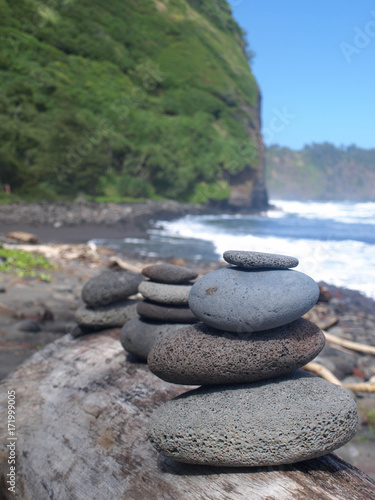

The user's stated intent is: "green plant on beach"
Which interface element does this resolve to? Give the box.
[0,246,55,281]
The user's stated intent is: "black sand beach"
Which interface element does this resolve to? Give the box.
[0,200,375,477]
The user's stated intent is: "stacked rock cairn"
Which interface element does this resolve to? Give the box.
[120,263,199,360]
[73,269,142,335]
[147,250,358,467]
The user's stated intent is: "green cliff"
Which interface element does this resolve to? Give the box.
[0,0,267,208]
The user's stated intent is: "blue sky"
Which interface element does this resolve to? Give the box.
[228,0,375,150]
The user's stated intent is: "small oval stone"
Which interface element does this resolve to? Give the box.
[142,264,198,284]
[75,299,139,329]
[137,301,198,323]
[147,370,358,467]
[139,282,191,305]
[223,250,299,269]
[82,270,143,307]
[120,318,188,360]
[148,319,325,384]
[189,268,319,332]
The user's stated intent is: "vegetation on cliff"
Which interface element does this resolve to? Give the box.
[266,143,375,201]
[0,0,263,204]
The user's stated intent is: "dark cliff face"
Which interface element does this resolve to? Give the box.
[228,92,269,210]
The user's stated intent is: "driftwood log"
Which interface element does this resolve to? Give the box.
[1,332,375,500]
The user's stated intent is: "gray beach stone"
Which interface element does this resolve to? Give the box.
[223,250,299,269]
[147,369,358,467]
[16,319,41,333]
[138,281,191,305]
[148,319,325,385]
[188,267,319,332]
[137,301,198,323]
[120,318,187,360]
[142,264,198,284]
[75,299,139,329]
[223,250,298,269]
[82,270,143,307]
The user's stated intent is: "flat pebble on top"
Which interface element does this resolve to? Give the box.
[142,264,198,284]
[223,250,298,269]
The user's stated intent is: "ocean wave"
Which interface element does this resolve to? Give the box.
[156,212,375,299]
[270,199,375,225]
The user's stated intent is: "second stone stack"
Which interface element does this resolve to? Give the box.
[121,263,198,360]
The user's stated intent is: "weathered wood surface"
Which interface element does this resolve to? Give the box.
[1,332,375,500]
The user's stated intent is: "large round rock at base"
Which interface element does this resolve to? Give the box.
[147,370,358,467]
[148,319,325,384]
[82,270,143,307]
[120,318,187,361]
[188,267,319,332]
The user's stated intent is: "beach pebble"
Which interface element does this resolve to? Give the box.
[137,301,198,323]
[82,270,143,307]
[138,282,191,305]
[16,319,41,333]
[120,318,187,361]
[142,264,198,284]
[223,250,299,269]
[75,299,139,329]
[68,323,92,337]
[147,369,358,467]
[189,267,319,332]
[148,319,325,385]
[7,231,38,244]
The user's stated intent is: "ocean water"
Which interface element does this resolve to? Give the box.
[92,200,375,299]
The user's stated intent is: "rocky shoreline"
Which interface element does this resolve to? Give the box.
[0,200,227,245]
[0,199,217,229]
[0,204,375,476]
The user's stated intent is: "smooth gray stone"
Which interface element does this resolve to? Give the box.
[16,319,41,333]
[148,319,325,385]
[147,370,358,467]
[82,270,143,307]
[142,264,198,284]
[139,282,191,305]
[137,301,198,323]
[188,268,319,332]
[120,318,187,361]
[75,299,139,329]
[223,250,299,269]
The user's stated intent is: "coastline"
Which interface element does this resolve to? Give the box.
[0,199,273,244]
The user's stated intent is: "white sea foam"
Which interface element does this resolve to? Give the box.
[155,201,375,299]
[270,199,375,225]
